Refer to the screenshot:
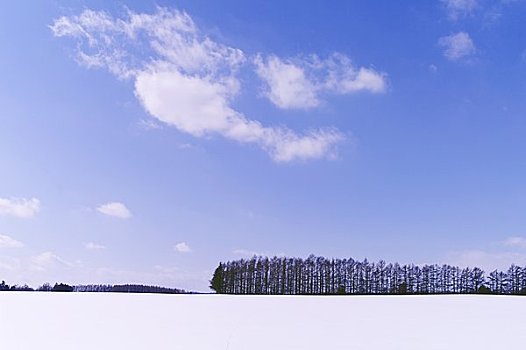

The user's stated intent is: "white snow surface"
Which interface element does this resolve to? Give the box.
[1,293,525,349]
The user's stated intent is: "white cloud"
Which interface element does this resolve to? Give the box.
[232,249,285,257]
[254,56,319,109]
[50,8,353,162]
[174,242,191,253]
[446,249,526,271]
[442,0,478,19]
[444,237,526,272]
[438,32,476,61]
[0,256,20,271]
[321,54,386,94]
[503,236,526,249]
[233,249,263,257]
[134,69,240,137]
[0,197,40,218]
[31,252,73,271]
[93,265,208,291]
[85,242,106,250]
[0,254,208,291]
[255,53,386,110]
[135,69,343,161]
[0,234,24,248]
[96,202,132,219]
[178,143,193,150]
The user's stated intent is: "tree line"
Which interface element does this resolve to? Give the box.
[210,255,526,295]
[0,281,74,292]
[74,284,186,294]
[0,281,187,294]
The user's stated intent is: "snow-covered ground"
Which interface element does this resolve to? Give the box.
[1,293,525,349]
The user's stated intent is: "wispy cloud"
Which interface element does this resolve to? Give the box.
[0,253,208,291]
[0,234,24,248]
[441,0,478,20]
[174,242,191,253]
[137,118,162,130]
[85,242,107,250]
[444,236,526,271]
[232,248,263,257]
[96,202,132,219]
[30,251,73,271]
[255,53,386,110]
[503,236,526,249]
[0,256,21,271]
[438,32,476,61]
[0,197,40,218]
[48,7,386,162]
[446,249,526,271]
[233,248,285,257]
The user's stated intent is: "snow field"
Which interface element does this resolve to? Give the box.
[1,293,525,349]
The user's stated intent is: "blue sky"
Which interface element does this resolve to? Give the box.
[1,0,526,291]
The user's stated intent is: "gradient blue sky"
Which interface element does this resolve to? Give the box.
[1,0,526,291]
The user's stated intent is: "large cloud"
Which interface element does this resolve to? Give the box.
[48,7,389,162]
[135,69,343,161]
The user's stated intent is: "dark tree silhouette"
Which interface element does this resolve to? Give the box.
[9,284,34,291]
[0,280,8,291]
[52,283,74,292]
[110,284,185,294]
[0,281,187,294]
[211,256,526,296]
[210,263,225,293]
[477,285,492,294]
[38,283,52,291]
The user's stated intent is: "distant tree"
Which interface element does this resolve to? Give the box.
[0,280,9,291]
[10,284,34,291]
[210,263,225,293]
[472,268,485,292]
[38,283,52,292]
[74,284,113,292]
[110,284,185,294]
[52,283,74,292]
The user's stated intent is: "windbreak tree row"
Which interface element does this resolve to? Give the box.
[74,284,187,294]
[0,281,188,294]
[210,255,526,295]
